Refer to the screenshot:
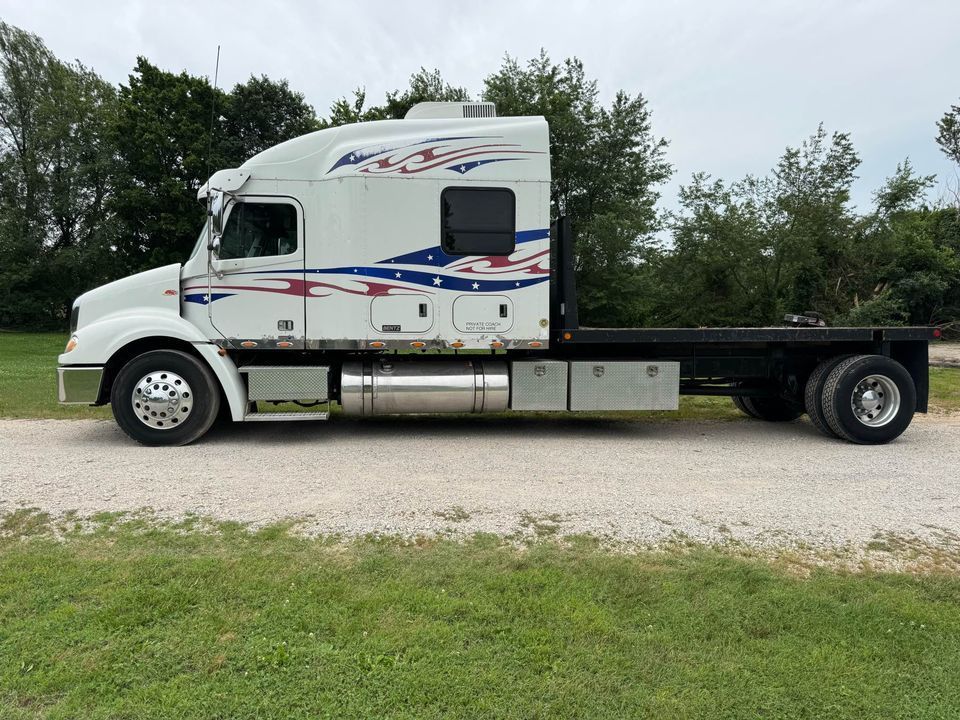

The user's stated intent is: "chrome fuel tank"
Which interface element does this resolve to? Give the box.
[340,358,509,416]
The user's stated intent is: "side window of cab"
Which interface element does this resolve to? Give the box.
[219,202,298,260]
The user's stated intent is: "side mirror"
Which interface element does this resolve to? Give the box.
[210,192,225,238]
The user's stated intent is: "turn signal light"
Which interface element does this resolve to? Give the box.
[64,336,78,353]
[410,341,426,348]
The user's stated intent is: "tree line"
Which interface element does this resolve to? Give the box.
[1,21,958,332]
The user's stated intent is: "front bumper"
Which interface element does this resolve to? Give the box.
[57,366,104,404]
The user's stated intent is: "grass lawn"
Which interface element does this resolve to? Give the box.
[1,517,959,719]
[3,331,958,421]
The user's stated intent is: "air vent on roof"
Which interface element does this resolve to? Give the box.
[404,102,497,120]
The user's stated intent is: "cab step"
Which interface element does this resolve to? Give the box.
[243,411,329,422]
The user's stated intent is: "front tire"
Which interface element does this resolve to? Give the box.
[111,350,221,446]
[821,355,916,444]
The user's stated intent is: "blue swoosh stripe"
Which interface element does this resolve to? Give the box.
[307,266,548,292]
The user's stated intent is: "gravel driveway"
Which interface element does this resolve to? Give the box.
[2,415,958,553]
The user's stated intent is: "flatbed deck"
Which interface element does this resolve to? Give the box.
[557,326,938,344]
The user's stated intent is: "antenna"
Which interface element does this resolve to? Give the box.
[205,45,221,186]
[205,45,222,322]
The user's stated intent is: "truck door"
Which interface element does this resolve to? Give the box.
[206,196,306,348]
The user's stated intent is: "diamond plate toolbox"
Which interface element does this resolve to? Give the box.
[244,366,330,401]
[510,359,568,411]
[568,361,679,411]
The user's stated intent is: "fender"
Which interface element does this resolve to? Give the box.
[59,310,247,421]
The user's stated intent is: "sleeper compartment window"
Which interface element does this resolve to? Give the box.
[441,187,516,256]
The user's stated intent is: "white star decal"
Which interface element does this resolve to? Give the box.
[460,164,466,173]
[471,282,479,290]
[349,153,355,161]
[427,254,433,261]
[515,282,520,287]
[353,268,358,273]
[202,294,210,303]
[395,272,402,278]
[432,276,443,286]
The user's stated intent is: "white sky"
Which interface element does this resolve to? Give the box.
[2,0,958,213]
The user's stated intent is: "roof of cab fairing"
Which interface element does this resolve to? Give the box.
[237,115,551,183]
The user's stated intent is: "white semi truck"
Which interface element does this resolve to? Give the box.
[57,101,937,445]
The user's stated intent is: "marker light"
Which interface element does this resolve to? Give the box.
[64,336,78,353]
[490,341,504,349]
[528,341,543,348]
[450,341,464,348]
[933,328,942,338]
[563,332,572,340]
[276,341,294,348]
[410,341,426,348]
[369,341,386,348]
[240,341,258,348]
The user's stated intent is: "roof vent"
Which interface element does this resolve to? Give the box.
[404,102,497,120]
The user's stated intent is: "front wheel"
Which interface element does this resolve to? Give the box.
[111,350,221,446]
[821,355,916,444]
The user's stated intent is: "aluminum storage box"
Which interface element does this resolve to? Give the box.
[568,361,679,411]
[510,359,568,411]
[244,366,330,401]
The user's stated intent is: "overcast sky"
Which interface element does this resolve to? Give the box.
[2,0,958,213]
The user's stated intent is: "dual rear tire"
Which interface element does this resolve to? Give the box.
[805,354,916,444]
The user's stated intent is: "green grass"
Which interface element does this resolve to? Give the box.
[0,332,109,419]
[2,331,957,421]
[1,518,959,719]
[930,367,960,413]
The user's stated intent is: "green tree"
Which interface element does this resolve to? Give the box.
[0,22,117,327]
[325,68,470,125]
[936,100,960,167]
[484,52,671,326]
[661,126,861,326]
[221,75,319,160]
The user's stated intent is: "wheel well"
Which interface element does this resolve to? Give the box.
[97,337,222,407]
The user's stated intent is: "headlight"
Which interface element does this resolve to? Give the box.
[64,336,78,353]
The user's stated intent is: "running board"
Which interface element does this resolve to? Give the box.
[243,411,329,422]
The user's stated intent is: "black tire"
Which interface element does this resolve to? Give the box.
[740,395,804,422]
[111,350,221,446]
[821,354,916,444]
[731,393,760,418]
[803,355,852,438]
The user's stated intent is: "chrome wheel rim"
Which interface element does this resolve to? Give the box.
[131,371,192,430]
[850,374,900,427]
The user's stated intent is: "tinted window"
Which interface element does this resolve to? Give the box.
[441,187,515,255]
[219,202,298,260]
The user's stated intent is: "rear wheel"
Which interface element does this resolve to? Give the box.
[740,395,804,422]
[731,393,759,418]
[111,350,221,446]
[804,355,852,438]
[821,354,916,444]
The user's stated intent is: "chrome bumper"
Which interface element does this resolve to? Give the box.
[57,366,104,404]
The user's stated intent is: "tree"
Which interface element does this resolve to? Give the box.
[936,101,960,167]
[0,22,117,327]
[220,75,319,160]
[325,68,470,125]
[484,52,671,326]
[661,126,860,326]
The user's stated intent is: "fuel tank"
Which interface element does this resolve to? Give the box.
[340,358,509,416]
